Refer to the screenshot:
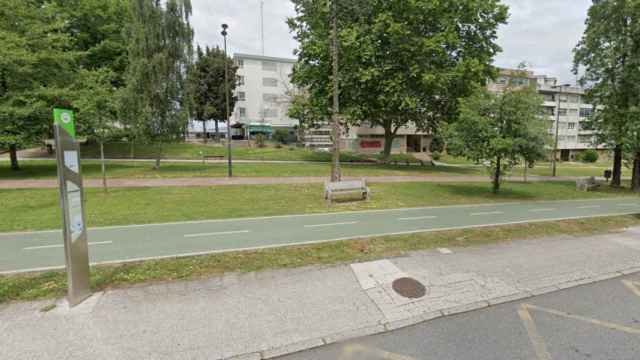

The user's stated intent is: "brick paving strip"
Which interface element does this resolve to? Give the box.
[0,175,581,189]
[2,227,640,359]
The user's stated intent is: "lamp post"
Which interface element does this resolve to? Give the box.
[222,24,232,178]
[551,84,571,177]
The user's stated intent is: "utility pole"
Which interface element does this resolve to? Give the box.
[222,24,233,177]
[330,0,341,182]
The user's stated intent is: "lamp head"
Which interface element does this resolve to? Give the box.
[221,24,228,36]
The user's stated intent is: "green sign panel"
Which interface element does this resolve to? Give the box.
[53,108,76,139]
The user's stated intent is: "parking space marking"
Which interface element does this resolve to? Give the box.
[339,344,417,360]
[398,216,438,221]
[470,211,504,216]
[622,280,640,298]
[518,304,552,360]
[23,241,113,251]
[304,221,358,228]
[184,230,250,238]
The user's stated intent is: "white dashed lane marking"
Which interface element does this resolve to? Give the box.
[184,230,250,238]
[529,208,556,213]
[470,211,504,216]
[437,248,453,254]
[23,241,113,251]
[398,216,438,221]
[304,221,359,228]
[577,205,601,209]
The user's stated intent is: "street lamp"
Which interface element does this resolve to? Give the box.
[551,84,571,177]
[221,23,232,178]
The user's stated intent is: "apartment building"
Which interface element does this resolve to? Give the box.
[232,53,298,139]
[490,69,604,161]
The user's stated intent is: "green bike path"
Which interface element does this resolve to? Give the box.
[1,197,639,274]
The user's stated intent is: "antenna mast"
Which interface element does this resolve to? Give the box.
[260,0,265,55]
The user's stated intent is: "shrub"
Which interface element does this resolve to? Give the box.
[273,129,289,144]
[581,149,599,163]
[255,133,266,148]
[431,151,441,161]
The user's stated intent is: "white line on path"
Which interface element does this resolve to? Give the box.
[577,205,601,209]
[304,221,359,228]
[23,241,113,251]
[184,230,250,238]
[437,248,453,255]
[529,208,556,213]
[618,203,639,207]
[470,211,504,216]
[398,216,438,221]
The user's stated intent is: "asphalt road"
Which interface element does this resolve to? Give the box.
[1,197,639,274]
[279,273,640,360]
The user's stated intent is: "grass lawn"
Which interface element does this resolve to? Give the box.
[2,214,639,304]
[0,181,636,233]
[0,159,481,180]
[79,141,372,162]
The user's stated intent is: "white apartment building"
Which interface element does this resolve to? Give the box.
[490,69,605,161]
[232,53,298,138]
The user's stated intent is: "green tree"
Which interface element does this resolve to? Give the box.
[446,85,546,193]
[71,69,120,192]
[573,0,640,190]
[0,0,76,170]
[122,0,194,169]
[288,0,509,161]
[187,45,237,142]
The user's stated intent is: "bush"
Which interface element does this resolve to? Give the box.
[273,129,289,144]
[581,149,599,163]
[431,151,441,161]
[255,133,266,148]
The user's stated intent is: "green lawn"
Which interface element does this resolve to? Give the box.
[0,160,481,180]
[79,142,374,162]
[0,181,636,233]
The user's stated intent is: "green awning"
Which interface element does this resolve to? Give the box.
[248,124,273,134]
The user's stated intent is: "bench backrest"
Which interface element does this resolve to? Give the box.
[326,180,366,191]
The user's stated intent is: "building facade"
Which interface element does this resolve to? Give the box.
[490,69,604,161]
[232,53,298,138]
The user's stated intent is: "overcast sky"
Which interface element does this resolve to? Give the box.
[191,0,592,84]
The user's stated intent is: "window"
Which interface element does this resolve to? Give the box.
[543,94,555,102]
[262,61,277,72]
[262,108,278,118]
[568,122,576,130]
[237,59,244,68]
[263,93,279,103]
[237,92,246,101]
[559,95,569,103]
[263,78,278,87]
[496,77,508,85]
[511,78,529,86]
[558,108,568,116]
[237,76,245,86]
[543,106,555,116]
[580,108,593,118]
[579,135,593,144]
[239,107,247,118]
[567,109,578,116]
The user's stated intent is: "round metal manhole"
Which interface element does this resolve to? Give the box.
[392,277,427,299]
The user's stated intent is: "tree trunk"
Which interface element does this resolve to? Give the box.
[154,143,162,170]
[612,144,623,188]
[130,140,135,159]
[100,141,108,193]
[632,152,640,192]
[202,121,207,144]
[523,160,528,183]
[329,0,341,182]
[382,129,395,162]
[214,120,220,142]
[9,144,19,170]
[493,156,501,194]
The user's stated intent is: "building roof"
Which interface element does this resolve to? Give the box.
[234,53,297,64]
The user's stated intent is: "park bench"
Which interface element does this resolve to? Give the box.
[201,154,225,164]
[576,176,600,192]
[325,179,371,203]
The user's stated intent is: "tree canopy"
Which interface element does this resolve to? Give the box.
[288,0,509,159]
[446,83,546,193]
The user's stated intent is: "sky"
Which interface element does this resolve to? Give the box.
[191,0,592,84]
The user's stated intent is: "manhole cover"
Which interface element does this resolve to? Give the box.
[392,277,426,299]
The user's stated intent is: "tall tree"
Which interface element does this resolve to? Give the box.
[122,0,194,169]
[0,0,76,170]
[187,45,237,142]
[573,0,640,190]
[288,0,509,161]
[446,85,546,193]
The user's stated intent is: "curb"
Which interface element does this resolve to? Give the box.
[224,266,640,360]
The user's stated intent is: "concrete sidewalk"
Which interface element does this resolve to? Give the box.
[2,227,640,360]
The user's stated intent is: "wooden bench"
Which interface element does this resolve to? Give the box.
[201,154,225,164]
[325,179,371,203]
[576,177,600,192]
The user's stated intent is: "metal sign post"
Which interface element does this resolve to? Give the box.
[53,108,91,306]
